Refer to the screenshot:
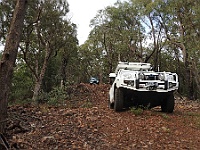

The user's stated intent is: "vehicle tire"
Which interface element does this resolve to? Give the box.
[114,87,124,111]
[161,93,174,113]
[109,102,114,109]
[108,95,114,109]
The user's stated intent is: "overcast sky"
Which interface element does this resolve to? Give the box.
[0,0,124,51]
[67,0,121,45]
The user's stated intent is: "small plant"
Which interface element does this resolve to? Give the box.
[48,97,59,106]
[130,107,143,116]
[37,87,68,106]
[81,99,92,108]
[161,113,169,120]
[9,98,32,106]
[195,117,200,129]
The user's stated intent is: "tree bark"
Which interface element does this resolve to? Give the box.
[32,42,51,104]
[191,61,200,99]
[0,0,27,133]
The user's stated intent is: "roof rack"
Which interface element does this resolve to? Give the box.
[115,62,151,73]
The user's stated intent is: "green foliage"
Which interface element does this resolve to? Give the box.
[47,87,67,106]
[11,98,32,106]
[0,0,15,42]
[130,107,144,116]
[161,113,169,120]
[37,87,67,106]
[1,0,79,103]
[80,99,93,108]
[9,63,33,102]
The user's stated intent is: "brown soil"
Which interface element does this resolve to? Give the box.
[3,84,200,149]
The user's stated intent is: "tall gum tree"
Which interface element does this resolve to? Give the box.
[0,0,28,133]
[88,1,146,82]
[17,0,77,104]
[159,0,200,98]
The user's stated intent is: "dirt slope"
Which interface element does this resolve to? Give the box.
[4,84,200,149]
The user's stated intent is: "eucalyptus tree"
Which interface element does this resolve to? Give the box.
[78,40,100,83]
[1,0,78,103]
[87,0,172,80]
[0,0,16,42]
[0,0,28,133]
[150,0,200,98]
[86,1,146,82]
[132,0,165,69]
[17,0,78,103]
[123,0,200,98]
[58,23,79,88]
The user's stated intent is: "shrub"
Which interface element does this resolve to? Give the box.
[130,107,144,116]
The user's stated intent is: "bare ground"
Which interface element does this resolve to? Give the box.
[3,84,200,149]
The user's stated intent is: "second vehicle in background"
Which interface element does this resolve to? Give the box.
[89,77,99,85]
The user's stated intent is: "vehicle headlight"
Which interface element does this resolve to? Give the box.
[124,80,134,85]
[138,73,145,80]
[122,73,134,86]
[122,73,133,79]
[159,73,165,80]
[168,75,174,81]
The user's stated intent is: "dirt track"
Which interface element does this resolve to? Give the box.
[5,84,200,149]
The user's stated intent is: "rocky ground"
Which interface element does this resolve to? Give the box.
[3,84,200,149]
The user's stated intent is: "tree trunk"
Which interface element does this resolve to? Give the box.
[0,0,27,133]
[32,42,51,104]
[61,57,68,89]
[191,61,200,99]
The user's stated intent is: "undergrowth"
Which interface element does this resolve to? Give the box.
[130,107,144,116]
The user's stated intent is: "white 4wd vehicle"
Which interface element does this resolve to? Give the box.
[109,62,179,113]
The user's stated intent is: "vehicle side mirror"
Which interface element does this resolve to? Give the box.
[109,73,116,85]
[109,73,116,78]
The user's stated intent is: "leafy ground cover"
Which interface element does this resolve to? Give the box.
[4,84,200,149]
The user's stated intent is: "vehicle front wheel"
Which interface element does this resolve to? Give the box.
[108,96,114,109]
[109,102,114,109]
[114,87,124,111]
[161,93,175,113]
